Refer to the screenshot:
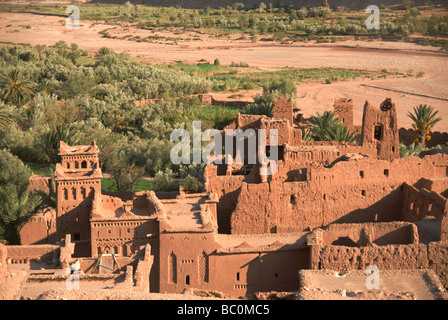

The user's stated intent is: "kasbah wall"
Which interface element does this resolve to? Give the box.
[5,96,448,298]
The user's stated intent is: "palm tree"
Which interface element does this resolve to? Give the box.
[243,95,274,117]
[0,185,42,245]
[0,105,12,128]
[407,104,442,148]
[40,123,78,164]
[308,110,359,143]
[0,68,35,108]
[308,111,340,141]
[327,123,359,143]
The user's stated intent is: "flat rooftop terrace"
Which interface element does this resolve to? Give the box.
[298,269,448,300]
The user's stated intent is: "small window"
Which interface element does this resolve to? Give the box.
[275,273,278,278]
[266,146,271,157]
[361,190,366,196]
[74,233,80,241]
[186,275,190,285]
[81,187,86,199]
[236,272,240,281]
[290,195,297,205]
[323,194,326,200]
[374,125,382,141]
[108,229,111,234]
[81,160,87,169]
[360,171,364,178]
[67,162,70,169]
[64,188,68,200]
[384,169,389,177]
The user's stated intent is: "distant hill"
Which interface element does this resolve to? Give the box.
[89,0,446,10]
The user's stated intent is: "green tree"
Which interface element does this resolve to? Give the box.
[262,78,297,99]
[0,149,42,244]
[0,149,32,189]
[242,94,274,117]
[0,104,12,128]
[105,150,145,192]
[326,122,359,143]
[407,104,442,148]
[0,68,35,107]
[153,168,179,192]
[403,0,415,10]
[297,7,308,19]
[40,123,78,164]
[308,111,340,141]
[308,111,358,143]
[0,185,42,244]
[181,175,202,193]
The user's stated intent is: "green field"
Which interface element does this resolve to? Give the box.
[161,62,405,91]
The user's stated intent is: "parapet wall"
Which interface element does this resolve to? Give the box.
[314,241,448,289]
[401,183,447,222]
[321,222,418,247]
[6,244,59,264]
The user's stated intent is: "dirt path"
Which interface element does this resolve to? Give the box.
[1,12,447,132]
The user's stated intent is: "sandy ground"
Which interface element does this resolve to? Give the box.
[21,278,225,300]
[0,12,447,132]
[298,269,448,300]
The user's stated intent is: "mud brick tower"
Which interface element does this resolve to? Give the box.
[361,98,400,161]
[54,141,102,256]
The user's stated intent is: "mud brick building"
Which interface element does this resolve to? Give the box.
[11,97,448,298]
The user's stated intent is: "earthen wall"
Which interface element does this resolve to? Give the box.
[230,153,448,234]
[6,244,59,264]
[314,241,448,289]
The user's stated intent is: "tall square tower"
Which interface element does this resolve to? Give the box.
[54,141,102,256]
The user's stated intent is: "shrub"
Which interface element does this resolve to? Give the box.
[153,168,179,192]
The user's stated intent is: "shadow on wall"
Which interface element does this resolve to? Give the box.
[333,187,403,224]
[217,189,240,234]
[243,247,310,296]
